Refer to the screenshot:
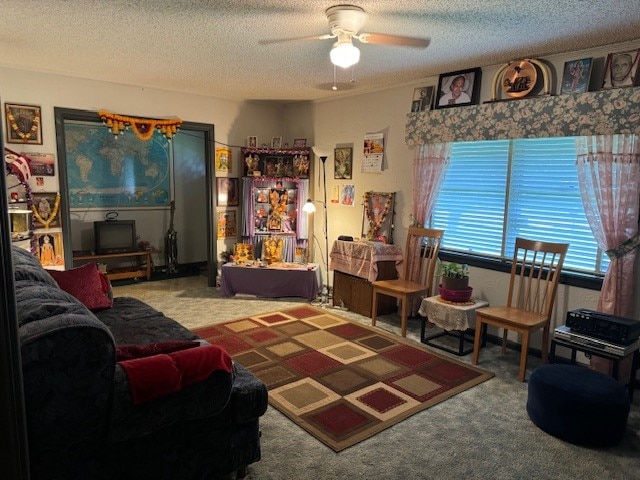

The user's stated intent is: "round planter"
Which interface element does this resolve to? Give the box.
[441,276,469,291]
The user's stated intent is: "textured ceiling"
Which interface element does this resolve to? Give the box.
[2,1,639,102]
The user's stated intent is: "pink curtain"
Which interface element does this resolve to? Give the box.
[408,143,450,291]
[576,134,640,317]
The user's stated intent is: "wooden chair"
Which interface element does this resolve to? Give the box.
[371,227,444,337]
[472,237,569,382]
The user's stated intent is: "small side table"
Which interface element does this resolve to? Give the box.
[550,333,639,399]
[418,296,489,356]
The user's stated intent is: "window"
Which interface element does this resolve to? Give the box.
[430,137,608,276]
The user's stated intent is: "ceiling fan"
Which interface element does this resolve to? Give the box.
[259,4,430,69]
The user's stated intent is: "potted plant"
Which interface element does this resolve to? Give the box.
[438,261,469,291]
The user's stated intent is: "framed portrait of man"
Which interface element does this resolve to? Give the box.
[410,86,434,112]
[435,68,481,109]
[601,48,640,89]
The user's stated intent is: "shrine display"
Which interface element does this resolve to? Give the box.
[254,179,298,234]
[362,191,395,243]
[242,147,310,178]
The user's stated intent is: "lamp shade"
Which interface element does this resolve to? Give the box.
[330,41,360,69]
[302,199,316,213]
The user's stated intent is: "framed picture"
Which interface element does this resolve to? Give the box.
[334,147,353,179]
[32,192,62,229]
[411,86,434,112]
[247,136,257,148]
[4,103,43,144]
[601,48,640,89]
[215,147,231,173]
[561,58,593,94]
[293,138,307,148]
[25,152,55,176]
[216,177,239,206]
[271,136,282,149]
[435,68,482,109]
[217,208,237,239]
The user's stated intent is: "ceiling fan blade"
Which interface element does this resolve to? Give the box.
[259,33,334,45]
[356,33,430,48]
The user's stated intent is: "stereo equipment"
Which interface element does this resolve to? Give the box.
[554,326,640,357]
[566,308,640,345]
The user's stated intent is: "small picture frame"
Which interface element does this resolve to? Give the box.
[435,68,481,109]
[5,103,43,144]
[32,192,61,229]
[411,86,434,112]
[334,147,353,180]
[601,48,640,90]
[271,137,282,149]
[561,58,593,94]
[293,138,307,148]
[215,147,231,173]
[216,177,239,206]
[247,136,257,148]
[217,208,237,239]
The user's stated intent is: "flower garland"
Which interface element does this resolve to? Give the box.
[363,192,393,240]
[32,193,61,229]
[97,110,182,141]
[5,106,40,142]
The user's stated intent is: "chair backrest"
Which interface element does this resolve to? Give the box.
[506,237,569,317]
[403,227,444,293]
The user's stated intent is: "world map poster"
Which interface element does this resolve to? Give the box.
[64,122,171,208]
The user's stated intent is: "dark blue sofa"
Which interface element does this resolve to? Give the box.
[12,246,267,479]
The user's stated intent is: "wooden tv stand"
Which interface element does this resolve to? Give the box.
[73,250,155,281]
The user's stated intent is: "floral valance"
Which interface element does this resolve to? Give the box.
[405,87,640,145]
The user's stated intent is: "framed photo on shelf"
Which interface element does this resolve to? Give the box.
[4,103,43,144]
[334,147,353,179]
[435,68,481,109]
[247,136,257,148]
[271,137,282,149]
[601,48,640,89]
[293,138,307,148]
[216,177,239,206]
[411,86,434,112]
[215,147,231,173]
[560,58,592,94]
[217,208,237,239]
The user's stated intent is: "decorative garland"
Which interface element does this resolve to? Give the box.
[363,191,393,240]
[98,110,182,141]
[32,193,61,229]
[5,106,40,141]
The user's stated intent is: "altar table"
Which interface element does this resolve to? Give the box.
[221,262,320,300]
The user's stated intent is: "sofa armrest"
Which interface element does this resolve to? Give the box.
[108,360,234,442]
[20,313,116,456]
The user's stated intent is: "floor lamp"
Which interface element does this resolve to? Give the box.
[303,155,330,304]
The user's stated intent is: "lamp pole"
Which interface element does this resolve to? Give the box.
[320,156,330,302]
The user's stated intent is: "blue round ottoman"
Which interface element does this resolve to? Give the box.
[527,364,630,447]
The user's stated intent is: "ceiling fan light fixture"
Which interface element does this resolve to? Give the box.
[330,41,360,68]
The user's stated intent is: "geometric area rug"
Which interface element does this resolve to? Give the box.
[192,305,494,452]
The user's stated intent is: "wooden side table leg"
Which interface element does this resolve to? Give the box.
[472,318,483,365]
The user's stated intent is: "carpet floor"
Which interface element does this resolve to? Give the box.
[193,305,493,451]
[112,275,640,480]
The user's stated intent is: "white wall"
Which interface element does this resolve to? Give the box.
[0,67,291,265]
[296,38,640,351]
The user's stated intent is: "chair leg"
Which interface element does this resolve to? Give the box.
[519,331,530,382]
[371,289,378,327]
[400,296,408,337]
[502,329,508,355]
[472,318,483,365]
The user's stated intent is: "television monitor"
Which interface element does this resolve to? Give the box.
[94,220,138,255]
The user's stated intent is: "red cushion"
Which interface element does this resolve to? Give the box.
[48,262,113,311]
[116,340,200,361]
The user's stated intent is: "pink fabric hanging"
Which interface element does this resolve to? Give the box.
[576,134,640,318]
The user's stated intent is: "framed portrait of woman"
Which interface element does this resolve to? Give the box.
[435,68,481,109]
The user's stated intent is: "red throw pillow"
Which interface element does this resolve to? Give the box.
[48,262,113,312]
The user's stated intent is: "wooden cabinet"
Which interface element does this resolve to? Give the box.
[333,261,398,318]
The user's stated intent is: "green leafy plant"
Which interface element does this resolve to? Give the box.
[437,261,469,279]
